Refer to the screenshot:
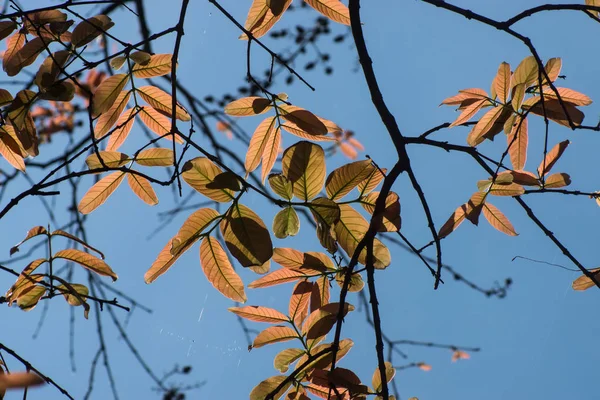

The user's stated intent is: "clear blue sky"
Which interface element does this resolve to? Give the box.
[2,0,599,399]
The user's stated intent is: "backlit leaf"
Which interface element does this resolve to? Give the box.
[85,151,130,170]
[94,91,131,138]
[494,62,511,103]
[135,148,174,166]
[138,106,183,143]
[249,375,290,400]
[54,249,118,281]
[488,182,524,196]
[449,99,487,127]
[51,230,105,259]
[372,362,396,394]
[335,268,364,292]
[106,107,136,151]
[512,56,538,89]
[221,203,273,267]
[361,191,401,232]
[132,54,172,78]
[170,208,220,256]
[0,371,44,391]
[511,83,526,111]
[357,167,386,196]
[0,21,17,41]
[467,105,505,146]
[200,236,246,302]
[240,0,293,39]
[281,141,326,201]
[268,173,293,200]
[438,192,486,238]
[538,140,569,177]
[246,116,277,174]
[2,32,26,75]
[127,173,158,205]
[274,348,305,373]
[507,115,528,170]
[92,74,129,118]
[544,173,571,188]
[289,281,312,326]
[137,85,191,121]
[542,87,592,106]
[145,241,180,284]
[326,160,374,200]
[525,98,584,127]
[78,171,125,214]
[0,129,25,171]
[248,268,317,289]
[311,277,330,312]
[279,105,328,137]
[302,302,354,339]
[71,15,114,48]
[5,37,48,77]
[482,203,517,236]
[542,58,562,85]
[224,96,271,116]
[181,157,235,202]
[10,226,47,255]
[304,0,351,25]
[57,283,89,306]
[572,268,600,291]
[261,126,281,182]
[252,326,298,349]
[229,305,288,323]
[440,88,487,106]
[273,206,300,239]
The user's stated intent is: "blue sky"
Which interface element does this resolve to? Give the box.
[1,0,599,399]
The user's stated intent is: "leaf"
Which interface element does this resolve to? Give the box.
[2,32,26,75]
[86,151,130,170]
[127,173,158,205]
[5,260,46,302]
[482,203,517,236]
[261,126,281,182]
[110,56,127,70]
[0,372,44,391]
[78,171,126,214]
[268,173,293,200]
[304,0,351,25]
[494,62,511,104]
[0,21,17,41]
[274,348,305,373]
[281,141,326,201]
[538,140,569,177]
[361,191,401,232]
[224,96,271,116]
[541,87,593,106]
[138,106,183,143]
[451,350,471,362]
[289,281,313,326]
[0,89,13,107]
[51,230,105,259]
[170,208,220,255]
[54,249,118,281]
[467,105,505,146]
[207,172,242,191]
[278,105,328,137]
[7,90,37,156]
[296,338,353,375]
[335,204,391,269]
[302,302,354,339]
[132,54,173,78]
[5,37,49,77]
[572,268,600,291]
[17,286,46,311]
[57,283,89,306]
[511,83,526,111]
[372,362,396,393]
[0,129,25,171]
[200,236,246,302]
[94,91,131,138]
[252,326,298,349]
[524,98,584,127]
[137,85,191,121]
[248,268,316,289]
[10,226,47,255]
[106,107,137,151]
[488,182,525,196]
[181,157,235,202]
[335,268,364,292]
[440,88,487,106]
[544,173,571,188]
[240,0,293,40]
[438,192,486,238]
[220,203,273,267]
[145,242,180,284]
[135,148,174,166]
[92,74,130,118]
[449,99,488,127]
[357,168,386,196]
[246,116,277,174]
[229,305,288,323]
[71,15,114,48]
[542,57,562,85]
[272,248,330,272]
[273,206,300,239]
[507,116,528,170]
[326,160,374,200]
[130,51,151,65]
[512,56,538,89]
[249,375,290,400]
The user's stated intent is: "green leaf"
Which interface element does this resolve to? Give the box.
[281,141,326,201]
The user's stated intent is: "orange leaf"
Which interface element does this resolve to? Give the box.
[261,126,281,183]
[252,325,298,349]
[78,171,125,214]
[248,268,318,289]
[467,105,505,146]
[224,96,271,116]
[127,173,158,205]
[245,116,277,174]
[544,172,571,188]
[131,54,172,78]
[54,249,118,280]
[304,0,350,25]
[507,116,528,170]
[92,74,129,118]
[572,268,600,291]
[289,281,313,326]
[542,87,593,106]
[449,99,487,127]
[228,305,289,323]
[537,140,569,177]
[240,0,293,39]
[137,85,191,121]
[494,62,511,103]
[200,236,246,302]
[440,88,487,106]
[106,107,137,151]
[512,56,538,89]
[138,106,183,143]
[482,203,517,236]
[438,192,486,238]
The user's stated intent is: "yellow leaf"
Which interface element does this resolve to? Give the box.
[268,173,293,200]
[228,305,289,323]
[71,15,114,48]
[181,157,235,202]
[137,85,191,121]
[78,171,125,214]
[5,270,45,305]
[357,167,386,196]
[289,281,312,327]
[85,151,130,170]
[54,249,118,281]
[127,173,158,205]
[138,106,183,143]
[273,247,332,272]
[326,159,374,200]
[572,268,600,291]
[335,268,364,292]
[261,126,281,183]
[467,105,505,146]
[512,56,538,89]
[16,285,45,311]
[493,62,511,103]
[92,74,130,118]
[224,96,271,116]
[200,236,246,302]
[372,362,396,393]
[221,203,273,267]
[170,208,220,256]
[106,107,137,151]
[273,206,300,239]
[240,0,293,39]
[361,191,401,232]
[278,105,328,137]
[511,83,526,111]
[538,140,569,177]
[245,116,277,174]
[252,325,298,349]
[0,128,25,171]
[304,0,350,25]
[249,375,290,400]
[131,54,172,78]
[94,90,131,138]
[281,141,326,201]
[135,147,174,167]
[10,227,47,255]
[488,182,525,196]
[507,115,528,170]
[274,348,305,373]
[56,283,89,306]
[482,203,517,236]
[542,57,562,85]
